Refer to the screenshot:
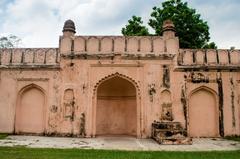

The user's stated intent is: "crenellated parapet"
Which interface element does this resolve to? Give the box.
[60,19,179,59]
[60,36,179,58]
[0,48,59,69]
[177,49,240,71]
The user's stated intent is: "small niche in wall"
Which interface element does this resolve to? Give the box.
[162,65,170,88]
[63,89,75,121]
[161,90,171,103]
[160,90,173,121]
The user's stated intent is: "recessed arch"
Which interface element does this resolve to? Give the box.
[92,72,142,138]
[87,37,99,52]
[189,86,217,98]
[93,72,140,97]
[18,83,46,96]
[161,89,171,103]
[188,86,219,137]
[15,84,46,134]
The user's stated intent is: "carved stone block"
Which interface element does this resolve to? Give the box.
[161,103,173,121]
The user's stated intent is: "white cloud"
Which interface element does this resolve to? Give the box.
[0,0,239,49]
[2,0,61,47]
[1,0,159,47]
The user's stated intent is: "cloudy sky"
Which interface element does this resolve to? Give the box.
[0,0,239,49]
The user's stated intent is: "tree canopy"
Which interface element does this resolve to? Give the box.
[202,42,217,49]
[121,16,149,36]
[0,35,22,48]
[121,0,216,49]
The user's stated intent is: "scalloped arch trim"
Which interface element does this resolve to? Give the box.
[93,72,140,97]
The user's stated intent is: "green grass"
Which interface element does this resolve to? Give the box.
[0,147,239,159]
[0,133,8,139]
[224,136,240,142]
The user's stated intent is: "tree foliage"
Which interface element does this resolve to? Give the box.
[202,42,217,49]
[148,0,210,48]
[121,16,149,36]
[0,35,22,48]
[122,0,216,49]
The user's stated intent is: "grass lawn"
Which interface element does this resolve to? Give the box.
[0,133,8,139]
[0,147,239,159]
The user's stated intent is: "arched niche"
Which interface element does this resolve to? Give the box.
[96,76,137,136]
[63,89,75,120]
[87,37,99,52]
[161,90,171,103]
[15,84,46,134]
[188,87,219,137]
[101,37,112,53]
[127,37,138,52]
[140,38,151,52]
[74,37,86,53]
[160,90,173,121]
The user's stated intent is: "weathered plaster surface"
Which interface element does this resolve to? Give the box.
[0,20,239,138]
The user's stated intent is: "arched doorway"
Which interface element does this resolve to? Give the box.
[96,76,137,136]
[15,85,45,134]
[189,87,219,137]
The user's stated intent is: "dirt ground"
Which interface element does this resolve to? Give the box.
[0,135,239,151]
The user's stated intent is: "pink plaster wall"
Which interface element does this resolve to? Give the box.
[189,88,219,137]
[97,98,137,136]
[0,21,239,138]
[15,87,45,134]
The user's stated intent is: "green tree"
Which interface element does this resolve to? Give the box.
[122,0,216,49]
[122,16,149,36]
[202,42,217,49]
[148,0,210,48]
[0,35,22,48]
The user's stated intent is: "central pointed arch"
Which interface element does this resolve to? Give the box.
[93,72,140,97]
[92,72,142,138]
